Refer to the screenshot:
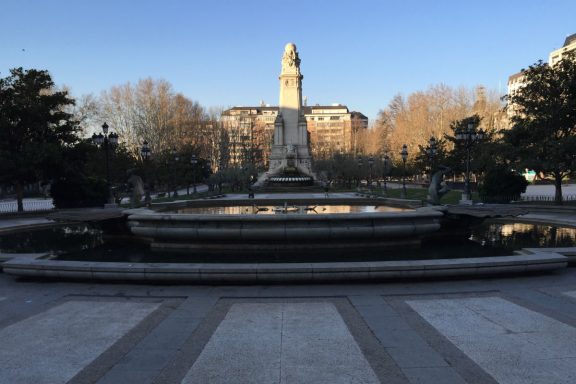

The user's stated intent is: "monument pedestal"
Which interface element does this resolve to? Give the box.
[255,43,316,187]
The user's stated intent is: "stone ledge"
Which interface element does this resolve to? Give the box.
[2,252,568,283]
[518,247,576,263]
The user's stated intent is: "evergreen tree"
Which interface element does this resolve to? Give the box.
[504,53,576,204]
[0,68,79,211]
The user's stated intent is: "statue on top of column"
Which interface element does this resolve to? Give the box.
[281,43,301,73]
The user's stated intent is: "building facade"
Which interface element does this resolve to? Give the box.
[507,33,576,121]
[549,33,576,66]
[508,33,576,95]
[221,104,368,167]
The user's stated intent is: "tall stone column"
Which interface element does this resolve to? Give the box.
[264,43,313,180]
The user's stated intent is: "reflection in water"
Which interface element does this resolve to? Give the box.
[1,221,575,263]
[471,222,576,250]
[0,224,103,254]
[172,205,409,215]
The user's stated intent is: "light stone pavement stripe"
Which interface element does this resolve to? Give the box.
[563,291,576,299]
[181,302,380,384]
[407,297,576,384]
[0,300,159,384]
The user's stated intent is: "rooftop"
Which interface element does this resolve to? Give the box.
[564,33,576,47]
[222,105,368,117]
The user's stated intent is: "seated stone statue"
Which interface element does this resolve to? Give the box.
[427,166,451,205]
[127,172,145,208]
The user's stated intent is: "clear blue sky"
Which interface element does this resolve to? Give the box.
[1,0,575,121]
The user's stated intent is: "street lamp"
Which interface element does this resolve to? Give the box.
[190,154,198,194]
[382,154,390,196]
[92,122,119,206]
[140,140,151,206]
[425,136,437,176]
[368,156,374,192]
[171,147,179,197]
[357,157,363,188]
[400,144,408,199]
[455,122,484,203]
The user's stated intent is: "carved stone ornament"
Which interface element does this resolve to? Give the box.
[282,43,300,71]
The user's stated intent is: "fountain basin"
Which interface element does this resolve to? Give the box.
[2,252,568,283]
[127,205,444,253]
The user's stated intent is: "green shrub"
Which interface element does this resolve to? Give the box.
[51,176,108,208]
[478,168,528,203]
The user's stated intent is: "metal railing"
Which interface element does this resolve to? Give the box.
[0,200,55,214]
[520,194,576,204]
[477,194,576,205]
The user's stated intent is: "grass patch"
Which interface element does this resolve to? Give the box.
[120,191,224,206]
[368,188,467,205]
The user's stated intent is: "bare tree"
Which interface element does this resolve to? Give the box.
[98,78,207,157]
[377,84,503,161]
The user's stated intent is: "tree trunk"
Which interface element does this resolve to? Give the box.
[554,173,563,205]
[15,181,24,212]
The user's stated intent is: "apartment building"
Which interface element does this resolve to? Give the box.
[506,33,575,120]
[221,104,368,166]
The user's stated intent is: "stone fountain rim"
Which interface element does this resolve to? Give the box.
[1,251,569,283]
[126,206,445,222]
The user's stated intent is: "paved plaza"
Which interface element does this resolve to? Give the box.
[1,268,576,383]
[1,191,576,383]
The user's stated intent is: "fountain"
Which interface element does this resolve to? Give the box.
[1,197,572,282]
[1,43,573,282]
[127,202,442,253]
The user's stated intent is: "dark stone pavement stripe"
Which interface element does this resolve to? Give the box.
[349,295,472,384]
[68,299,180,384]
[385,295,500,384]
[150,298,243,384]
[334,297,410,384]
[94,295,219,384]
[502,288,576,328]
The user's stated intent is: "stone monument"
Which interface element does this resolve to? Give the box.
[127,171,145,208]
[256,43,314,186]
[427,166,451,205]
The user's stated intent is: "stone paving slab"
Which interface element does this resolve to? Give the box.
[402,367,468,384]
[0,300,159,384]
[2,270,576,383]
[181,302,380,384]
[408,297,576,384]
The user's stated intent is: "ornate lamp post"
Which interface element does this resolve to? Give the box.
[368,156,374,192]
[190,154,198,194]
[357,157,363,188]
[92,122,119,206]
[382,154,390,196]
[455,122,484,203]
[171,147,179,197]
[400,144,408,199]
[426,136,437,176]
[140,140,151,206]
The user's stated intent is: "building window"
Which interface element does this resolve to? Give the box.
[330,116,340,120]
